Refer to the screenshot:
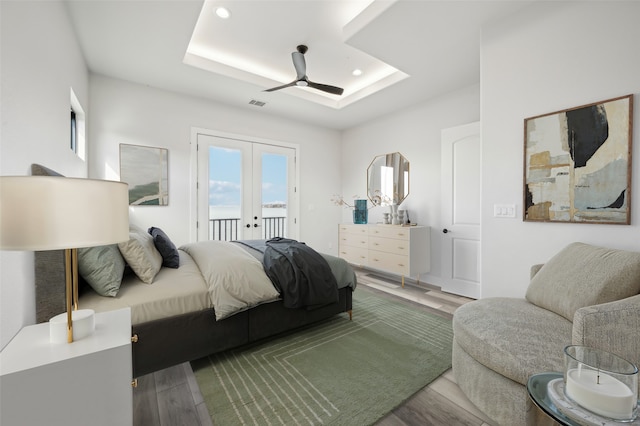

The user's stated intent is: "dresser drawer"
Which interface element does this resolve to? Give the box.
[339,232,368,248]
[368,251,409,276]
[337,224,430,279]
[369,236,409,256]
[338,245,368,266]
[339,224,369,236]
[368,226,410,240]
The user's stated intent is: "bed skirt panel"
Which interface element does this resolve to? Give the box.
[131,309,249,378]
[131,287,353,378]
[248,287,352,341]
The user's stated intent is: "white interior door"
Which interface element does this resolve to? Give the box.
[197,134,296,241]
[441,122,481,298]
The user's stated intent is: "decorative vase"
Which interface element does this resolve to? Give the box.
[391,204,400,225]
[563,345,638,421]
[382,212,390,224]
[353,199,368,224]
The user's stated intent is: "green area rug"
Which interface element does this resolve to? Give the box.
[192,289,453,425]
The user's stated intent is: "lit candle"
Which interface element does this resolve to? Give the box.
[565,367,635,419]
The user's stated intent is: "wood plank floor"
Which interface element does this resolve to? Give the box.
[133,269,496,426]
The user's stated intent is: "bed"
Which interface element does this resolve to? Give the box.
[31,165,356,378]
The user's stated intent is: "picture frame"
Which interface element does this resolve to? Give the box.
[523,94,633,224]
[119,143,169,206]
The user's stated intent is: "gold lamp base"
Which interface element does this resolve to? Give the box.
[48,248,93,343]
[49,309,95,344]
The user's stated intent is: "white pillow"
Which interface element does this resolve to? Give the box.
[118,225,162,284]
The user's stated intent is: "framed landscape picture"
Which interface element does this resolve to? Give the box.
[523,94,633,224]
[119,144,169,206]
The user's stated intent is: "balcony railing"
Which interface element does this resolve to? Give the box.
[209,217,287,241]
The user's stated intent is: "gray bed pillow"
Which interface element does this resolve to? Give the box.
[77,244,126,297]
[525,242,640,321]
[118,225,163,284]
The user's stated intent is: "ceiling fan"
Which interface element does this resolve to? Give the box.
[264,45,344,96]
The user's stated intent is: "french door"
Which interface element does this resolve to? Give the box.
[197,133,297,241]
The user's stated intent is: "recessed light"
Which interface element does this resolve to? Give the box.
[352,69,363,77]
[215,7,230,19]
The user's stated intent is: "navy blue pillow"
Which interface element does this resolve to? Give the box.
[148,227,180,268]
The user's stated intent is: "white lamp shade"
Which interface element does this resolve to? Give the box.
[0,176,129,250]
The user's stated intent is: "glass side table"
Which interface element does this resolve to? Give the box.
[527,372,579,426]
[527,372,640,426]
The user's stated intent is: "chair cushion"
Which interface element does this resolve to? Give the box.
[526,242,640,321]
[453,298,570,386]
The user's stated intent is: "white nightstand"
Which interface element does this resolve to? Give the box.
[0,308,133,426]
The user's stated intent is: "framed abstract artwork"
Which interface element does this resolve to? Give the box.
[523,94,633,224]
[119,143,169,206]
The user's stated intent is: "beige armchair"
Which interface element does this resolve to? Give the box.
[452,243,640,426]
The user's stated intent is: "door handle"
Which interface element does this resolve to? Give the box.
[246,224,251,228]
[443,229,449,234]
[254,224,259,228]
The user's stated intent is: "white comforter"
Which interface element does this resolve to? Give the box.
[181,240,281,320]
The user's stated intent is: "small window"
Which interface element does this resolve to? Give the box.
[70,88,85,160]
[70,108,77,153]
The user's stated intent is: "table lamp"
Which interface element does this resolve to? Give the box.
[0,176,129,343]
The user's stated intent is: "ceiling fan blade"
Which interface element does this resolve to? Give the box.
[266,45,343,96]
[291,51,306,80]
[307,81,344,96]
[264,80,297,92]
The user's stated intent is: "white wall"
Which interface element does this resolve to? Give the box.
[0,1,89,348]
[89,75,343,250]
[481,1,640,298]
[341,84,480,285]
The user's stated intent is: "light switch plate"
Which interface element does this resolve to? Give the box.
[494,204,517,218]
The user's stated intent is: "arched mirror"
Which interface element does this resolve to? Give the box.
[367,152,410,206]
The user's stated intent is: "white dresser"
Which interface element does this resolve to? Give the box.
[339,224,430,285]
[0,308,133,426]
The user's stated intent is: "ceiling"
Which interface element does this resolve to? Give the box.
[65,0,529,130]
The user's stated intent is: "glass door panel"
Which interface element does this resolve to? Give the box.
[197,133,296,242]
[208,145,243,241]
[260,151,288,239]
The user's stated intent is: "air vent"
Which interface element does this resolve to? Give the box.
[249,99,266,107]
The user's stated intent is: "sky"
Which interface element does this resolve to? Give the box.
[208,147,287,206]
